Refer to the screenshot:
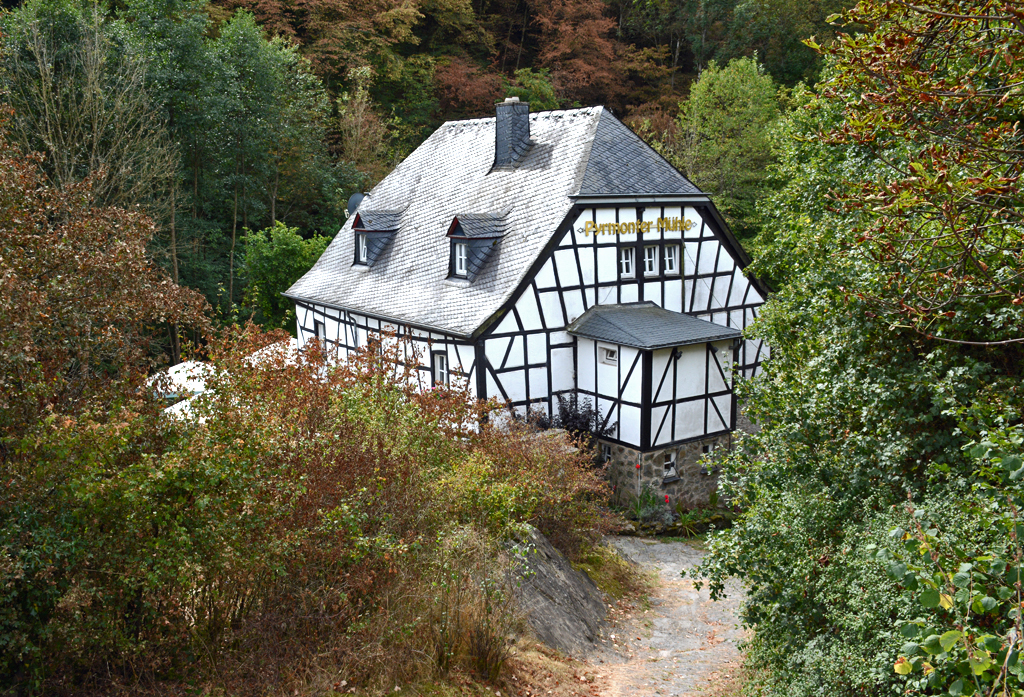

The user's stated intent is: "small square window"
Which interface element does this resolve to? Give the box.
[643,245,659,275]
[356,233,368,264]
[314,319,326,349]
[663,452,679,481]
[618,246,635,277]
[664,244,680,274]
[601,444,612,463]
[599,346,618,366]
[453,241,469,277]
[433,353,449,385]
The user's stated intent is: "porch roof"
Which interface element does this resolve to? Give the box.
[567,302,742,350]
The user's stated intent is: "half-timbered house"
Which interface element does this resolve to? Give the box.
[285,97,768,507]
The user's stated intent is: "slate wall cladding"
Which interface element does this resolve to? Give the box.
[604,434,730,510]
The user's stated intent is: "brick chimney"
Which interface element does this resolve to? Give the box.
[494,96,531,168]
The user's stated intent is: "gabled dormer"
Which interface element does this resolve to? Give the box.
[446,211,508,282]
[352,210,402,267]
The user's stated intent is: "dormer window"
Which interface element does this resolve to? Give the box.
[356,233,369,264]
[446,211,508,282]
[351,210,402,267]
[453,242,469,277]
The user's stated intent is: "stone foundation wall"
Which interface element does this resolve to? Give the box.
[603,434,730,511]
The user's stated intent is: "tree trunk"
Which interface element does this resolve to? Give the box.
[170,179,180,364]
[230,175,238,310]
[271,169,278,225]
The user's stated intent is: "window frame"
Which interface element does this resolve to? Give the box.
[643,244,659,276]
[452,241,469,278]
[433,352,449,385]
[663,451,679,482]
[618,246,635,278]
[663,244,680,275]
[599,345,618,366]
[355,232,369,264]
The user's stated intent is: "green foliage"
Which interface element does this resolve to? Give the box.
[504,68,560,111]
[242,221,331,332]
[670,58,781,242]
[691,2,1024,696]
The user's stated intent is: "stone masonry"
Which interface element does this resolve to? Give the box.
[603,434,730,511]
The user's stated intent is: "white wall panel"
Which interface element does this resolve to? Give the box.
[500,370,527,402]
[595,207,616,225]
[710,395,732,431]
[664,279,683,312]
[717,251,735,273]
[485,337,510,367]
[493,310,520,335]
[527,333,546,364]
[651,405,670,446]
[698,243,719,275]
[674,400,705,441]
[551,347,575,392]
[620,347,642,404]
[584,287,596,309]
[596,359,618,399]
[620,283,638,303]
[516,291,543,331]
[675,347,706,398]
[651,349,673,402]
[529,367,548,397]
[598,285,616,304]
[564,289,586,323]
[554,248,580,287]
[535,259,557,289]
[728,269,749,306]
[691,278,711,313]
[618,405,641,446]
[550,330,572,345]
[644,282,662,305]
[486,371,501,400]
[711,277,732,309]
[577,339,595,391]
[539,290,563,328]
[579,247,595,285]
[505,336,524,368]
[684,242,699,276]
[597,247,617,283]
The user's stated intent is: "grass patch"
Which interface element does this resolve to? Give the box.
[571,542,654,600]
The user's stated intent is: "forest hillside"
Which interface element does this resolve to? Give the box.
[1,0,1022,695]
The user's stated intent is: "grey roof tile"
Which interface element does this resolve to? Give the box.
[285,107,709,337]
[567,302,741,350]
[574,111,702,196]
[450,211,509,238]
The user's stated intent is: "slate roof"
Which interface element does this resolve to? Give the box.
[450,211,509,239]
[353,210,402,231]
[285,106,706,338]
[574,112,703,197]
[567,302,742,350]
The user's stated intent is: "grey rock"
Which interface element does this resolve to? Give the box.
[512,526,606,657]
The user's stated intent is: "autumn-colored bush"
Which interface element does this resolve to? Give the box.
[1,325,613,695]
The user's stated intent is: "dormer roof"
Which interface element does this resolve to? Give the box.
[285,106,709,338]
[353,210,402,231]
[447,211,509,239]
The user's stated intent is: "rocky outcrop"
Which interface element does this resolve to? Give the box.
[512,527,606,656]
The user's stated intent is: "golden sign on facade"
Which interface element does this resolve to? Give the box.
[581,217,696,237]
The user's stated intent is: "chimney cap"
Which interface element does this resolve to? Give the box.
[501,96,520,103]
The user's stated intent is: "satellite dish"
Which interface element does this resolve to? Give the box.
[347,192,365,217]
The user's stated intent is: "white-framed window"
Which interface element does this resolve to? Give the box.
[601,443,612,463]
[453,241,469,277]
[663,452,679,481]
[643,245,659,276]
[664,244,680,274]
[618,246,634,277]
[433,352,449,385]
[599,345,618,366]
[314,319,326,349]
[356,233,368,263]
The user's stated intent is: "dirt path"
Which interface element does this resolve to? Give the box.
[587,537,747,697]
